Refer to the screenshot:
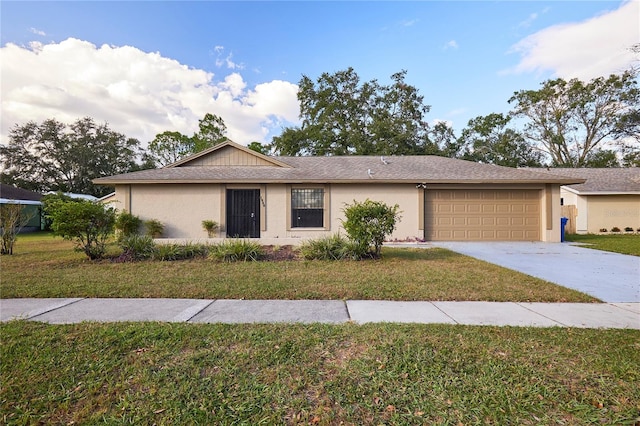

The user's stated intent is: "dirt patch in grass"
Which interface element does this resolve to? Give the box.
[262,245,300,261]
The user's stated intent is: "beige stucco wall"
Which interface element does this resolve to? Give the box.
[544,184,562,242]
[584,195,640,233]
[560,190,640,233]
[115,182,563,241]
[102,188,128,212]
[126,184,223,238]
[560,188,588,233]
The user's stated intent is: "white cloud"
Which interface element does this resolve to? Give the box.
[0,38,300,145]
[517,12,539,29]
[29,27,46,36]
[212,45,245,70]
[443,40,458,50]
[505,0,638,80]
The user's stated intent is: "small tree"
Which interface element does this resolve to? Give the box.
[202,220,219,238]
[47,199,116,260]
[341,199,401,258]
[0,203,33,255]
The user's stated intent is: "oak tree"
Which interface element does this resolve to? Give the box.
[0,117,142,197]
[271,68,431,156]
[508,71,640,167]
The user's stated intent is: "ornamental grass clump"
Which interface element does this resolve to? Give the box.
[210,239,264,262]
[299,234,358,260]
[118,234,156,261]
[155,243,208,261]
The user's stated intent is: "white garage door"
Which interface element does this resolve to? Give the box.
[425,189,541,241]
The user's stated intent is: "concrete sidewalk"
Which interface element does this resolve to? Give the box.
[1,298,638,329]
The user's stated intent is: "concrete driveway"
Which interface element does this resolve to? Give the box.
[428,242,640,303]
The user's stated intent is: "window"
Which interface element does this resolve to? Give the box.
[291,188,324,228]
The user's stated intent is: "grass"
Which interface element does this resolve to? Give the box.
[2,321,639,425]
[565,233,640,256]
[1,233,597,302]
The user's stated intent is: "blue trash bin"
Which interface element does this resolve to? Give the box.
[560,217,568,242]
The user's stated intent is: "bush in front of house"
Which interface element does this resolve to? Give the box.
[119,234,156,261]
[46,199,116,260]
[299,234,359,260]
[209,239,264,262]
[156,243,208,261]
[341,199,401,258]
[114,212,142,240]
[145,219,164,238]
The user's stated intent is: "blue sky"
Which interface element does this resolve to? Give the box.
[1,1,637,146]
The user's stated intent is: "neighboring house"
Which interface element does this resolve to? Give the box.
[0,184,43,232]
[94,141,583,243]
[45,191,99,202]
[536,168,640,234]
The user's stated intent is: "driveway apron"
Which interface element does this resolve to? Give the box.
[428,242,640,303]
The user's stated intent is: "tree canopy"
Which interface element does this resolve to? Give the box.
[271,68,431,156]
[458,113,543,167]
[0,117,143,197]
[508,70,640,167]
[147,113,227,166]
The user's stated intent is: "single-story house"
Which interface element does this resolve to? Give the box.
[0,184,43,232]
[94,141,584,243]
[534,168,640,234]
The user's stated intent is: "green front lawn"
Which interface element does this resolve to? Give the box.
[2,321,638,425]
[565,233,640,256]
[1,233,597,302]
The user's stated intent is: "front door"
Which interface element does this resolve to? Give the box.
[226,189,260,238]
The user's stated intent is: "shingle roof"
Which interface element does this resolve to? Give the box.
[95,155,584,185]
[0,184,42,201]
[530,168,640,194]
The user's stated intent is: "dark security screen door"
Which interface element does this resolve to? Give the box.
[226,189,260,238]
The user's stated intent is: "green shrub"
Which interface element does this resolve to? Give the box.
[46,199,116,260]
[145,219,164,238]
[41,192,76,231]
[210,239,264,262]
[114,212,142,239]
[155,243,208,261]
[341,199,401,258]
[119,234,156,261]
[299,234,358,260]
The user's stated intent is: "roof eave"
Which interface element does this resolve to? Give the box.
[94,178,575,185]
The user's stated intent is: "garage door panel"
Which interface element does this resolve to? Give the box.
[525,205,539,213]
[425,189,541,241]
